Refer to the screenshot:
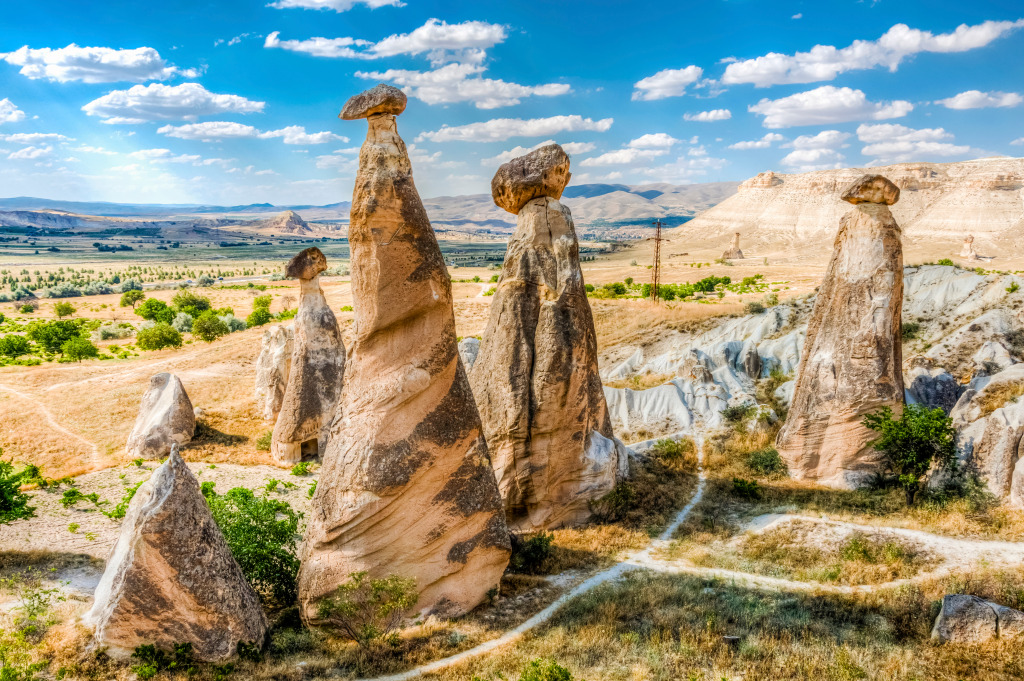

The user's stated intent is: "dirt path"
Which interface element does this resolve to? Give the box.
[0,383,100,467]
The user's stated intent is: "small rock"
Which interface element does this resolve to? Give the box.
[932,594,998,643]
[126,373,196,460]
[840,174,900,205]
[491,144,571,214]
[339,83,407,120]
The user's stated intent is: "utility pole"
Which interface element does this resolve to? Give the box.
[649,218,665,301]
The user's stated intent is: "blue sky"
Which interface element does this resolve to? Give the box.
[0,0,1021,205]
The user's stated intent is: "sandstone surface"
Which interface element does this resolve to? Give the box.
[254,324,294,422]
[491,144,571,215]
[932,594,1024,643]
[84,447,267,661]
[471,180,627,530]
[126,373,196,460]
[722,232,744,259]
[775,175,905,488]
[299,87,510,623]
[271,247,345,465]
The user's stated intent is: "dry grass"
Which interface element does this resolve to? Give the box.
[602,372,675,391]
[591,299,743,352]
[977,379,1024,417]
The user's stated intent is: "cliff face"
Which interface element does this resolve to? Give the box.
[680,158,1024,243]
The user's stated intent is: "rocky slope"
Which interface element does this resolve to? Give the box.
[678,158,1024,250]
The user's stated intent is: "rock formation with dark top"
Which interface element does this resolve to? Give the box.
[126,373,195,460]
[84,446,267,661]
[470,143,628,531]
[775,174,905,488]
[722,232,744,259]
[271,247,345,464]
[960,234,979,261]
[298,84,510,623]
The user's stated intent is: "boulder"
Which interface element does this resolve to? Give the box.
[126,373,196,460]
[957,400,1024,503]
[84,447,267,661]
[339,82,406,120]
[299,86,510,624]
[254,324,294,422]
[776,175,905,488]
[271,247,345,465]
[458,336,480,371]
[931,594,1024,643]
[722,232,744,259]
[471,149,627,531]
[491,144,571,214]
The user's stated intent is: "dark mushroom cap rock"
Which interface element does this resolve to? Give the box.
[339,84,407,120]
[841,174,900,206]
[284,247,328,280]
[491,143,572,215]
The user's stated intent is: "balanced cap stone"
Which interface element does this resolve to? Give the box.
[841,174,900,205]
[491,143,571,214]
[284,247,327,280]
[339,83,407,120]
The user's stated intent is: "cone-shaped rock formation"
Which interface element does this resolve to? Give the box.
[776,174,905,488]
[84,446,267,661]
[961,235,980,261]
[271,247,345,465]
[722,232,744,259]
[126,373,195,459]
[298,84,510,622]
[254,324,294,423]
[470,143,628,531]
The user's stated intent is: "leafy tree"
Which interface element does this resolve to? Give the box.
[171,290,212,317]
[863,404,958,505]
[120,289,146,308]
[203,486,301,606]
[53,301,75,318]
[61,337,99,362]
[0,334,31,358]
[192,311,230,343]
[135,298,175,324]
[246,307,273,328]
[172,312,194,333]
[120,278,143,292]
[316,572,418,647]
[1,457,35,524]
[136,323,183,351]
[26,320,82,354]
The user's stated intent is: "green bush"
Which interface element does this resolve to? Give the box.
[339,305,353,312]
[0,334,31,358]
[721,404,755,425]
[60,488,101,509]
[589,482,635,523]
[863,404,957,505]
[518,658,575,681]
[901,322,920,340]
[135,298,175,324]
[19,303,34,314]
[61,337,99,362]
[171,290,211,317]
[0,459,35,524]
[26,319,82,353]
[732,477,762,500]
[1009,282,1021,294]
[316,571,418,648]
[256,430,272,452]
[136,323,183,351]
[509,532,553,574]
[746,447,787,477]
[53,301,75,318]
[745,301,766,315]
[203,486,301,606]
[104,480,145,519]
[131,643,197,679]
[252,295,272,310]
[120,289,146,308]
[246,307,273,328]
[937,258,955,267]
[192,311,230,343]
[290,462,311,476]
[650,437,694,465]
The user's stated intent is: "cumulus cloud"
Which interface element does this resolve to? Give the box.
[780,130,851,170]
[0,132,72,144]
[857,123,973,163]
[82,83,265,123]
[728,133,784,150]
[627,133,680,149]
[936,90,1023,109]
[356,63,569,109]
[1013,137,1024,145]
[578,147,669,167]
[0,98,26,124]
[8,145,53,160]
[683,109,732,122]
[156,121,344,145]
[0,44,200,83]
[264,32,372,58]
[749,86,912,128]
[722,19,1024,87]
[481,140,595,165]
[267,0,404,11]
[417,115,613,143]
[631,66,703,101]
[72,145,118,155]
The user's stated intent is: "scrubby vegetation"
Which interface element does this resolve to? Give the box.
[863,404,958,505]
[316,572,418,648]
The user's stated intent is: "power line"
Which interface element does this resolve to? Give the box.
[649,218,665,301]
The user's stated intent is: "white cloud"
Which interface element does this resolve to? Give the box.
[417,115,613,143]
[627,133,680,149]
[792,13,802,19]
[0,132,72,144]
[788,130,851,149]
[579,147,670,167]
[728,132,784,149]
[314,149,359,170]
[1012,137,1024,145]
[72,145,117,155]
[779,130,851,170]
[749,86,912,128]
[683,109,732,122]
[267,0,404,12]
[0,44,199,83]
[157,120,343,144]
[82,83,265,123]
[722,19,1024,87]
[8,145,53,160]
[632,66,703,101]
[936,90,1023,109]
[0,99,26,124]
[264,32,372,58]
[857,123,973,163]
[356,63,569,109]
[480,140,594,166]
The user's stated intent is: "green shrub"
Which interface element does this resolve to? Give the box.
[203,486,301,606]
[339,305,353,312]
[131,643,197,679]
[252,295,272,309]
[589,482,635,523]
[120,290,146,308]
[1008,282,1020,294]
[0,459,35,524]
[745,301,766,315]
[721,404,755,425]
[53,301,75,318]
[0,334,31,358]
[136,323,182,350]
[246,307,273,327]
[307,481,317,498]
[104,480,145,519]
[290,462,311,476]
[901,322,920,340]
[192,311,230,342]
[650,437,695,465]
[19,303,34,314]
[509,532,553,574]
[732,477,762,500]
[60,488,101,509]
[315,571,418,648]
[518,658,575,681]
[26,319,82,353]
[61,337,98,362]
[171,290,212,317]
[937,258,955,267]
[863,404,957,505]
[135,298,175,324]
[256,430,272,452]
[746,447,787,477]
